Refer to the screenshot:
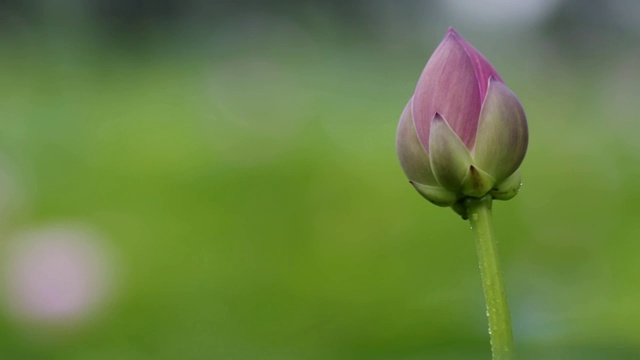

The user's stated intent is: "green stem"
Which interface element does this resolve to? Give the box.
[465,196,514,360]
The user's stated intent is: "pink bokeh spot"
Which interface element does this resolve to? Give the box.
[3,225,114,325]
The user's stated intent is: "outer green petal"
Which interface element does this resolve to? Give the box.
[473,78,528,183]
[429,114,474,192]
[410,181,457,207]
[490,170,522,201]
[396,98,437,186]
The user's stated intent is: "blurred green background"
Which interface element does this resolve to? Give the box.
[0,0,639,359]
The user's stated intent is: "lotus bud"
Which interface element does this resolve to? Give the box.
[397,27,528,211]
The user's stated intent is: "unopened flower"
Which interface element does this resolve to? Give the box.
[397,28,528,209]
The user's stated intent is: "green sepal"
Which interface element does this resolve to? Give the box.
[451,200,468,220]
[490,170,522,201]
[461,165,496,198]
[410,181,458,207]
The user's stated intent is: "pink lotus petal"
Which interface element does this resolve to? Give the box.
[413,28,502,150]
[447,28,503,101]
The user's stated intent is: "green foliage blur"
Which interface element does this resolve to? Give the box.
[0,1,639,359]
